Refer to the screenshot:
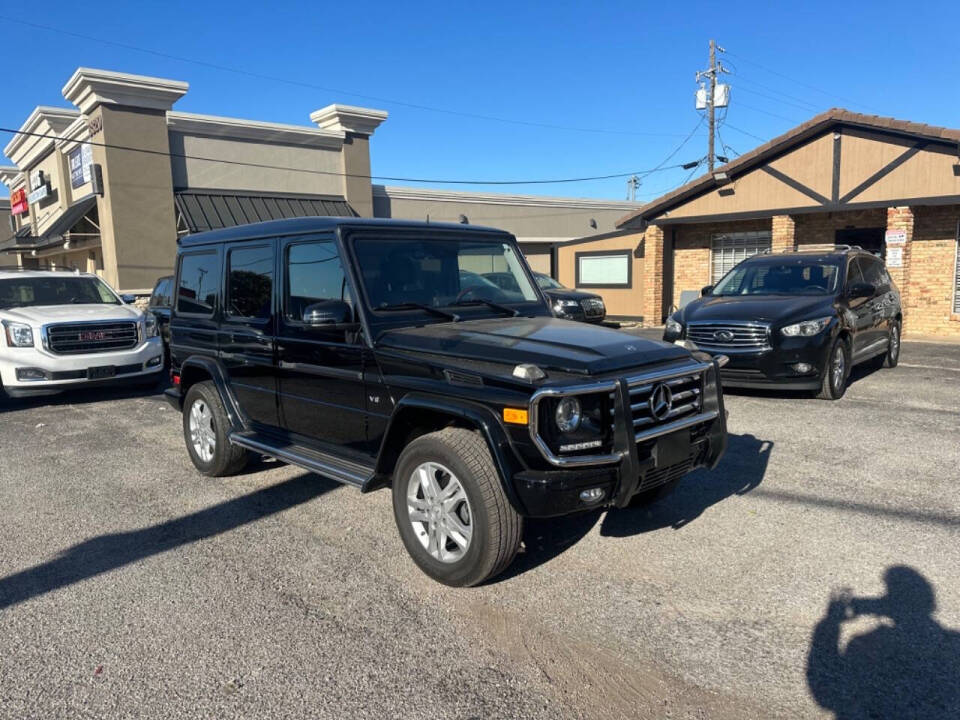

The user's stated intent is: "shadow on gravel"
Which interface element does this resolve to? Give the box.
[0,473,338,611]
[600,433,771,537]
[807,566,960,719]
[493,433,772,582]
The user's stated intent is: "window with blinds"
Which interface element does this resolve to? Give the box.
[710,231,772,283]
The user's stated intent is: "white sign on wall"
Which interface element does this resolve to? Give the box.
[887,246,904,267]
[885,230,907,246]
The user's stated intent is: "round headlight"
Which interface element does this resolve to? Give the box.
[555,397,582,432]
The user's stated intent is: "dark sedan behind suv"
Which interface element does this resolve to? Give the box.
[483,271,606,323]
[663,248,901,400]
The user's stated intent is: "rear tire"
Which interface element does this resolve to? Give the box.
[817,338,849,400]
[392,427,523,587]
[182,381,249,477]
[883,321,901,368]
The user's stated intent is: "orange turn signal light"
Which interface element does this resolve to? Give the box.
[503,407,529,425]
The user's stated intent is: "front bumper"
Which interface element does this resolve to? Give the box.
[0,337,165,396]
[664,331,833,390]
[512,360,728,517]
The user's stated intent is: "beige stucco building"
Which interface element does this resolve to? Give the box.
[1,67,638,294]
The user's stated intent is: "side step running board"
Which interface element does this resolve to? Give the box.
[228,431,374,489]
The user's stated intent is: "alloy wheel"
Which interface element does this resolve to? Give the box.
[890,326,901,361]
[189,399,216,463]
[406,462,473,563]
[831,345,846,390]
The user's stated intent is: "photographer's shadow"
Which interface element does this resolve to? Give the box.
[807,566,960,719]
[600,433,771,537]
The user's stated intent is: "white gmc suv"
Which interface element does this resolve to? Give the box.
[0,269,164,399]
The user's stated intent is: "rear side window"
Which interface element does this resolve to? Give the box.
[860,257,886,289]
[177,251,220,316]
[227,245,273,320]
[285,240,349,321]
[846,258,865,287]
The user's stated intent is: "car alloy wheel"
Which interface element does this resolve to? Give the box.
[406,461,473,563]
[831,344,846,391]
[188,398,216,463]
[890,325,900,362]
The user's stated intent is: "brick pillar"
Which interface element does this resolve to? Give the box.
[641,224,665,325]
[886,206,914,331]
[771,215,796,252]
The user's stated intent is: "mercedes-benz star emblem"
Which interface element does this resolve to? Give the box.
[713,329,735,342]
[649,382,674,421]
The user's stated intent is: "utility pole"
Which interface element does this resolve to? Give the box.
[707,39,716,172]
[695,40,729,172]
[626,175,640,202]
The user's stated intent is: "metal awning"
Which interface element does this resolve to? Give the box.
[41,195,99,242]
[1,195,99,253]
[175,189,357,233]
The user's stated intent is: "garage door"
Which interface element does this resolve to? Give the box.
[711,231,771,283]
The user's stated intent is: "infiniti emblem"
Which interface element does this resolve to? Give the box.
[649,382,673,421]
[713,329,735,343]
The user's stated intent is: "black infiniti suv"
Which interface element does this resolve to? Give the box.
[663,247,901,400]
[165,217,728,586]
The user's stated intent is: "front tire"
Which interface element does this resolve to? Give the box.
[883,321,901,368]
[817,338,850,400]
[182,381,249,476]
[392,428,523,587]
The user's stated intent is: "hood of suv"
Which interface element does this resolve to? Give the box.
[377,316,688,375]
[680,294,835,324]
[1,303,142,325]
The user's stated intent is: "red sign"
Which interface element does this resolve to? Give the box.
[10,188,28,216]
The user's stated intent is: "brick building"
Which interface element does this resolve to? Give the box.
[557,109,960,338]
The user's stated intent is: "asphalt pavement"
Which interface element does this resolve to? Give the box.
[1,339,958,719]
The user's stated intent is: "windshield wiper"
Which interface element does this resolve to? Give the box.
[378,302,460,322]
[451,299,520,317]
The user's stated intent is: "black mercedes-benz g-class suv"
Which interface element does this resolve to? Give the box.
[165,218,728,586]
[663,247,901,400]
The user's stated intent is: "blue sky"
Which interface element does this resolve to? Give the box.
[2,0,959,201]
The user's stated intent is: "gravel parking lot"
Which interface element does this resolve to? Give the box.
[1,339,958,719]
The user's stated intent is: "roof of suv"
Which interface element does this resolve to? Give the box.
[178,216,510,248]
[0,268,96,279]
[741,248,881,265]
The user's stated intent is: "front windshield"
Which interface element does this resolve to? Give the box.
[711,260,841,296]
[534,273,563,290]
[0,276,121,309]
[353,237,540,311]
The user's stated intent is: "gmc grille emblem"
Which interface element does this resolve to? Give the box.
[79,331,106,341]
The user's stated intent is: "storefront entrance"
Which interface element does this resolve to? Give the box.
[835,228,885,257]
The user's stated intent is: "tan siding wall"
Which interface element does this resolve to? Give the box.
[839,134,960,204]
[767,133,834,199]
[556,233,644,318]
[906,205,960,336]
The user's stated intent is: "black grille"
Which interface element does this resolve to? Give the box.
[581,298,604,318]
[46,322,139,355]
[628,371,703,438]
[686,323,770,350]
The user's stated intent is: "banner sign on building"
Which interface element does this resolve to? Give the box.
[10,188,28,216]
[27,170,49,204]
[69,143,94,189]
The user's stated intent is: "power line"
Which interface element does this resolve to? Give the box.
[0,125,692,186]
[733,101,805,124]
[733,85,823,114]
[722,123,768,143]
[724,51,879,113]
[0,15,693,139]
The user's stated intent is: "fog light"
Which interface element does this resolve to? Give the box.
[579,487,605,504]
[16,367,49,381]
[791,362,814,374]
[147,355,163,367]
